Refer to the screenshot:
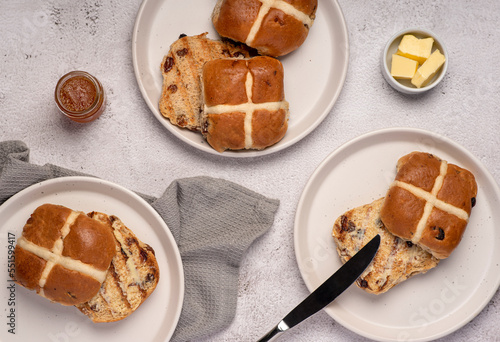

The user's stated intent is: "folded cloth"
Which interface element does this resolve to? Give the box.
[0,140,280,341]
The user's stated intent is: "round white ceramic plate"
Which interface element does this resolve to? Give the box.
[132,0,349,157]
[294,127,500,341]
[0,177,184,342]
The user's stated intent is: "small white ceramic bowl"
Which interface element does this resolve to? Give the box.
[381,28,448,95]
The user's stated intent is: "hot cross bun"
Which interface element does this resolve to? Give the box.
[212,0,318,57]
[14,204,116,305]
[201,56,289,152]
[380,152,478,259]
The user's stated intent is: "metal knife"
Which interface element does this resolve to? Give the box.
[257,234,381,342]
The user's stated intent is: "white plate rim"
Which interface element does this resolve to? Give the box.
[0,176,184,342]
[131,0,349,158]
[293,127,500,341]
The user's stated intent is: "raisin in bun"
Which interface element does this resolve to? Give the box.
[14,204,116,306]
[212,0,318,57]
[159,33,251,131]
[380,152,477,259]
[201,56,289,152]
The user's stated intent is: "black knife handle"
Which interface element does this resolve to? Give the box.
[257,234,380,341]
[283,234,380,329]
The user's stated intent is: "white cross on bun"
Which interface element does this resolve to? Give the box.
[201,56,289,152]
[380,152,478,259]
[212,0,318,57]
[14,204,160,322]
[14,204,116,306]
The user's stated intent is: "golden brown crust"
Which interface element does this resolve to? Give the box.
[62,214,116,271]
[21,203,73,249]
[249,55,285,103]
[252,8,308,57]
[203,59,249,106]
[251,108,288,149]
[205,112,247,152]
[43,265,102,305]
[379,187,426,241]
[201,56,289,152]
[213,0,261,44]
[159,33,251,131]
[212,0,318,56]
[395,152,442,191]
[421,207,465,258]
[380,152,477,259]
[14,204,116,306]
[13,246,46,291]
[438,163,478,211]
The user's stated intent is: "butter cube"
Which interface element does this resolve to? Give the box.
[391,54,419,79]
[397,35,434,64]
[411,49,446,88]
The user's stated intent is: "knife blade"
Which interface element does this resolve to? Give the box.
[257,234,381,342]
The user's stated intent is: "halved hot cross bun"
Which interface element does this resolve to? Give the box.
[201,56,289,152]
[14,204,116,306]
[332,198,439,295]
[212,0,318,57]
[380,152,478,259]
[76,212,159,323]
[159,33,251,131]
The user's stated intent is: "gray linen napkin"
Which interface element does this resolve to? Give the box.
[0,140,280,341]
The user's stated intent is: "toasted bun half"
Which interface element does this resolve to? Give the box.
[159,32,251,131]
[332,198,439,294]
[76,212,160,323]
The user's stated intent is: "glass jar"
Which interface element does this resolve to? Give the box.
[55,71,106,123]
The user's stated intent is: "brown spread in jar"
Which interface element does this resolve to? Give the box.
[55,71,106,123]
[59,76,97,112]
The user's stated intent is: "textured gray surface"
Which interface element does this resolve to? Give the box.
[1,0,500,341]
